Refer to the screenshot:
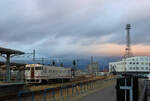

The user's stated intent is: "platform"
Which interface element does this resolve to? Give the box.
[0,82,25,100]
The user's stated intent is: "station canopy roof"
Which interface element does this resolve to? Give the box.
[0,61,26,67]
[0,47,24,55]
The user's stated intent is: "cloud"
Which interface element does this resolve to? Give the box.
[0,0,150,57]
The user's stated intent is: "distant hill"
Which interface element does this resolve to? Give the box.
[6,56,121,71]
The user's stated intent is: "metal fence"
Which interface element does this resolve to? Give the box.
[18,78,114,101]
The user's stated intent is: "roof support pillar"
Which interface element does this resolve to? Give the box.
[6,54,11,82]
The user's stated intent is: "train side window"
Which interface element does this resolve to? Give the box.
[35,67,42,70]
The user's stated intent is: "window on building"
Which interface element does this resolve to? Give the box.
[141,62,144,65]
[146,67,149,70]
[133,67,135,70]
[141,67,144,70]
[136,62,139,64]
[136,67,139,70]
[133,62,135,64]
[130,62,132,64]
[130,67,132,70]
[145,62,148,65]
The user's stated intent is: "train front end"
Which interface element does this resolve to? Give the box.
[25,64,43,83]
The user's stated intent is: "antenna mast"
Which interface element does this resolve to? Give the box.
[125,24,132,58]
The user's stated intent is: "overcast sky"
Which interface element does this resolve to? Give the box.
[0,0,150,58]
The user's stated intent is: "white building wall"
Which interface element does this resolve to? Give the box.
[109,56,150,73]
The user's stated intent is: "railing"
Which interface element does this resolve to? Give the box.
[18,78,114,101]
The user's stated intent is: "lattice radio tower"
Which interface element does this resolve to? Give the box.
[124,24,133,58]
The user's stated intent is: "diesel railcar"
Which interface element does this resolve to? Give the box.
[25,64,73,83]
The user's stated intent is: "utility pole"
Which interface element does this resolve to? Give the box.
[73,60,76,77]
[91,56,94,74]
[91,56,93,64]
[42,57,44,65]
[33,49,35,61]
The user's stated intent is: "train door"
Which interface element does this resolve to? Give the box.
[31,67,34,79]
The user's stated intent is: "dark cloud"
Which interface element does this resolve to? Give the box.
[0,0,150,57]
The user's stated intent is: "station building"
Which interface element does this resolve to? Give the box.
[109,56,150,73]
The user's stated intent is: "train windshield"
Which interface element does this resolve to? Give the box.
[26,67,30,70]
[35,67,43,70]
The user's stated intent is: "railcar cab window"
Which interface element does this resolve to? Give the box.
[26,67,30,70]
